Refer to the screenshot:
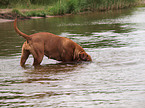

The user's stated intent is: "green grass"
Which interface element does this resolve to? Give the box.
[12,8,26,17]
[50,0,139,15]
[25,10,48,17]
[49,0,89,15]
[1,0,53,17]
[0,0,143,17]
[11,8,49,17]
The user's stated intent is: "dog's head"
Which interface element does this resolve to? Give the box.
[79,52,92,61]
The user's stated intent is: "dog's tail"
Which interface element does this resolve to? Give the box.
[14,18,31,40]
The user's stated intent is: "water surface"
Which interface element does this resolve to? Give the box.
[0,7,145,107]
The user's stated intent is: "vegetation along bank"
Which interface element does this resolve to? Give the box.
[0,0,145,19]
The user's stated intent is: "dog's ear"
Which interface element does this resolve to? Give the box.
[79,52,88,61]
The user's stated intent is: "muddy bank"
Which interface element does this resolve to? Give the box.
[0,10,61,23]
[0,12,30,20]
[0,8,47,23]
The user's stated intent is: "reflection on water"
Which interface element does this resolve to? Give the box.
[1,7,145,107]
[22,63,83,86]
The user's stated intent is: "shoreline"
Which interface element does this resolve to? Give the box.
[0,8,68,23]
[0,16,59,23]
[0,1,145,23]
[0,8,77,23]
[0,18,13,23]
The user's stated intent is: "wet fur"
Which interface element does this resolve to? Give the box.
[14,18,92,66]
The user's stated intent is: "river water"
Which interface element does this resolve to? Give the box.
[0,7,145,108]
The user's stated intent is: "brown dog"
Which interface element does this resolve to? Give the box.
[14,18,92,66]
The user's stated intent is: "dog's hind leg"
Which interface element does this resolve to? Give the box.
[33,54,44,66]
[31,44,44,66]
[20,49,30,66]
[20,42,31,66]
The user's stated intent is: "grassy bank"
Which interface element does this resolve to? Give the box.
[50,0,141,15]
[0,0,144,18]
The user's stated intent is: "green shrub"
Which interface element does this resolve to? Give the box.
[25,10,47,17]
[12,8,26,16]
[50,0,138,15]
[49,0,89,15]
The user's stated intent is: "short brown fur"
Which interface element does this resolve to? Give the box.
[14,18,92,66]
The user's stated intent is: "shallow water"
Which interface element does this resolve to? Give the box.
[0,7,145,107]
